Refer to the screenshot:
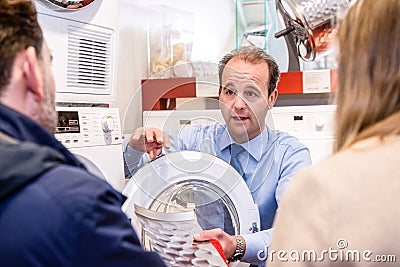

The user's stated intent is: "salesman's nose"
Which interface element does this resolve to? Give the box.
[233,93,246,110]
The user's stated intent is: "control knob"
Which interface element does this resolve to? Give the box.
[101,116,115,132]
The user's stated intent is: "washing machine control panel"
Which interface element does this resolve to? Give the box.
[55,107,122,148]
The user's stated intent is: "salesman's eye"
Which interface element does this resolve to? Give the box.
[222,86,236,97]
[225,89,235,96]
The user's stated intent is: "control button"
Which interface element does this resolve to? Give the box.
[315,116,325,131]
[101,116,115,132]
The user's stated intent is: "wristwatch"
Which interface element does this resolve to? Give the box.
[228,236,245,262]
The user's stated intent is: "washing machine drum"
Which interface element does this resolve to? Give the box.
[122,151,260,238]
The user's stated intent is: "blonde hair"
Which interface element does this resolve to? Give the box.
[334,0,400,151]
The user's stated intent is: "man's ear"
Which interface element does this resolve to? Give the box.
[268,89,278,109]
[23,46,44,101]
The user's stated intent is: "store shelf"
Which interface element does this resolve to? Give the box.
[242,1,267,25]
[142,77,196,111]
[236,0,272,49]
[142,70,337,111]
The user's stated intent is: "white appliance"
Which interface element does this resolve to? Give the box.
[268,105,336,164]
[122,151,260,267]
[55,107,125,192]
[142,105,336,164]
[122,105,335,265]
[34,0,118,104]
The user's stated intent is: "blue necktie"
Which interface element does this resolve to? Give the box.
[230,144,245,177]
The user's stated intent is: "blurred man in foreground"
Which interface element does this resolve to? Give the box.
[0,1,165,266]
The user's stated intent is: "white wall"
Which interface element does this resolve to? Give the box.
[114,0,236,135]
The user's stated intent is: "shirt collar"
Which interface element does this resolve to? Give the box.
[219,125,269,161]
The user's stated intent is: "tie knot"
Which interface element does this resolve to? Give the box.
[231,144,245,159]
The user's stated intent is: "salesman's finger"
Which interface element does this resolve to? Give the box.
[162,133,171,149]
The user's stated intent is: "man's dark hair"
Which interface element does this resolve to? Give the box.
[218,46,280,95]
[0,0,43,92]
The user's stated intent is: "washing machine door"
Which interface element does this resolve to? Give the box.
[122,151,260,242]
[74,153,106,181]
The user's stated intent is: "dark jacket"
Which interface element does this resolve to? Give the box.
[0,103,166,267]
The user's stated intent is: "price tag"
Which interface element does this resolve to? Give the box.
[302,69,331,94]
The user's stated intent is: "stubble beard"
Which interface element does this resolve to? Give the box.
[38,76,57,134]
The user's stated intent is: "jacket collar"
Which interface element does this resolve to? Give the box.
[0,103,84,168]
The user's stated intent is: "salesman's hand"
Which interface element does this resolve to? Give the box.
[193,228,240,259]
[128,127,170,160]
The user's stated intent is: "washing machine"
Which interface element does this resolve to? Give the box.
[142,105,336,164]
[55,106,126,192]
[34,0,118,104]
[122,150,260,265]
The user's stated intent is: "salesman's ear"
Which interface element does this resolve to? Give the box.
[268,89,278,109]
[23,46,44,101]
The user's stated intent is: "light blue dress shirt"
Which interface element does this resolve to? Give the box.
[124,123,311,266]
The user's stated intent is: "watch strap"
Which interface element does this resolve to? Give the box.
[228,235,245,262]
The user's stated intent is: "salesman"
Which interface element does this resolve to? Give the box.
[124,46,311,266]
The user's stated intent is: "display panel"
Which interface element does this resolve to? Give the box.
[55,111,80,133]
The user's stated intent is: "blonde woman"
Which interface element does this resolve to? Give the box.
[268,0,400,266]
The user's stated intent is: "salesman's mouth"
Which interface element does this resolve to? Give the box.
[232,116,249,121]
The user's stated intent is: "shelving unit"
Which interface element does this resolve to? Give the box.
[236,0,271,50]
[140,1,342,112]
[141,69,337,111]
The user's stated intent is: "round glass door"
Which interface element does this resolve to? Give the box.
[149,179,239,235]
[35,0,96,11]
[122,151,261,251]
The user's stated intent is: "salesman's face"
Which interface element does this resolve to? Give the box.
[219,58,275,143]
[37,41,57,133]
